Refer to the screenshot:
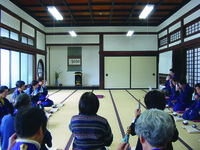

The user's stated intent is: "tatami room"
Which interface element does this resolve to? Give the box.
[1,0,200,150]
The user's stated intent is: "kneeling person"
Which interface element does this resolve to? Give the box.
[11,107,47,150]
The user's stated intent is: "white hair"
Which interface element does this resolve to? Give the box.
[135,109,175,147]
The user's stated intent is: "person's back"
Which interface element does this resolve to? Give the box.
[1,93,31,150]
[130,90,178,150]
[11,107,47,150]
[1,113,15,150]
[69,92,113,150]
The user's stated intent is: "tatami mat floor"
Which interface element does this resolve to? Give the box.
[5,89,200,150]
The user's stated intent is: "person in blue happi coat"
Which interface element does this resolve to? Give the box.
[164,68,180,96]
[182,83,200,120]
[36,77,54,107]
[9,107,48,150]
[166,77,180,106]
[173,79,193,111]
[25,80,42,107]
[11,80,25,103]
[0,86,14,125]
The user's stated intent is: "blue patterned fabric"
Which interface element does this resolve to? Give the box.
[182,97,200,120]
[173,84,193,111]
[69,113,113,150]
[0,98,14,124]
[12,88,25,103]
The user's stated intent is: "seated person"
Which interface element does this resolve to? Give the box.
[135,109,176,150]
[166,77,180,106]
[1,93,31,150]
[130,90,178,150]
[182,83,200,120]
[11,80,25,103]
[69,92,113,149]
[10,107,48,150]
[164,68,180,96]
[25,80,42,107]
[0,86,14,125]
[1,94,52,150]
[173,79,193,111]
[36,77,54,107]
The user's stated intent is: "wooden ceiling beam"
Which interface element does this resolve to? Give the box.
[24,3,181,8]
[126,0,139,23]
[31,9,173,14]
[88,0,94,24]
[109,0,115,24]
[62,0,77,24]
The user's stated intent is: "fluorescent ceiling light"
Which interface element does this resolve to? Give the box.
[69,31,77,37]
[139,5,154,19]
[47,6,63,20]
[126,30,134,37]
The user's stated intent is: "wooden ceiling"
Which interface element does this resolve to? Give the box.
[9,0,191,27]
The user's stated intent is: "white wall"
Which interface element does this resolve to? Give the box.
[48,46,99,86]
[37,31,45,51]
[104,34,157,51]
[0,0,45,31]
[46,35,99,44]
[159,51,172,74]
[45,26,157,33]
[1,10,20,31]
[22,23,35,37]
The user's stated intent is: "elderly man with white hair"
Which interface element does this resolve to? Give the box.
[117,109,175,150]
[135,109,176,150]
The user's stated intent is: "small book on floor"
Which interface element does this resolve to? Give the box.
[56,103,64,108]
[45,112,51,118]
[182,126,200,134]
[49,108,58,113]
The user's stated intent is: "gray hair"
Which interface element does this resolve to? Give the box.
[14,93,31,110]
[135,109,175,147]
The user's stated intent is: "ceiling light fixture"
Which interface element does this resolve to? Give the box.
[126,30,134,37]
[69,30,77,37]
[139,5,154,19]
[47,6,63,20]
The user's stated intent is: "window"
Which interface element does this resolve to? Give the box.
[22,36,34,46]
[186,47,200,88]
[170,31,181,42]
[21,53,28,84]
[0,27,9,38]
[0,49,10,87]
[186,21,200,36]
[22,36,28,44]
[10,31,19,41]
[28,55,33,83]
[160,37,168,47]
[11,51,20,88]
[0,48,34,88]
[37,59,44,78]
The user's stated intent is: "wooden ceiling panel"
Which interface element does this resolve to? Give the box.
[73,12,91,16]
[69,6,89,11]
[64,0,88,4]
[90,0,112,3]
[94,17,110,20]
[92,6,112,10]
[93,12,110,16]
[113,6,133,10]
[9,0,191,27]
[17,0,40,5]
